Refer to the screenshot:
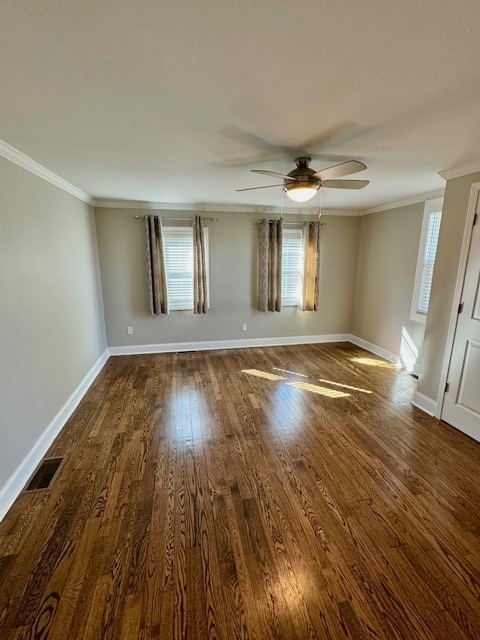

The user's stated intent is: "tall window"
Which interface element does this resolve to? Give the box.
[163,227,209,310]
[411,199,443,322]
[282,228,304,306]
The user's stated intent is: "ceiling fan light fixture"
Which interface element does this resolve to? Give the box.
[284,182,319,202]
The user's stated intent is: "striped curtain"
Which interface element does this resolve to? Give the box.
[300,220,321,311]
[145,215,169,315]
[193,216,208,314]
[257,219,283,312]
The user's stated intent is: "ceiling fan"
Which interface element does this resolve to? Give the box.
[237,156,369,202]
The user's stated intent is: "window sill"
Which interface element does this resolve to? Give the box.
[410,311,427,324]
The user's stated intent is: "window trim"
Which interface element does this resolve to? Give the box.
[163,226,209,312]
[410,197,443,324]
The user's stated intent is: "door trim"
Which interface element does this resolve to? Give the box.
[436,182,480,419]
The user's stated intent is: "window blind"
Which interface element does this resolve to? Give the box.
[163,228,194,310]
[282,229,303,306]
[417,211,441,315]
[163,227,209,310]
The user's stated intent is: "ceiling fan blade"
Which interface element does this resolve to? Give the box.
[291,123,354,157]
[251,169,297,181]
[313,160,367,181]
[212,152,288,169]
[213,152,345,169]
[321,179,369,189]
[236,184,284,192]
[221,126,280,152]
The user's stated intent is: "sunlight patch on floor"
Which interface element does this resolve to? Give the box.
[286,381,350,398]
[350,357,395,368]
[272,367,309,378]
[318,379,373,394]
[242,369,286,381]
[242,369,352,399]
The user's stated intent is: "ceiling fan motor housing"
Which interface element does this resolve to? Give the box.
[283,156,321,194]
[286,157,319,182]
[294,156,312,169]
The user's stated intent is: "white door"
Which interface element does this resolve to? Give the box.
[442,197,480,441]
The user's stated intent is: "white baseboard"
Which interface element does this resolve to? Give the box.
[109,333,404,363]
[347,335,400,364]
[0,349,109,523]
[109,333,352,356]
[411,391,437,416]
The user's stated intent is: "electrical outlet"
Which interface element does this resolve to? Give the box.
[241,323,247,332]
[126,326,133,335]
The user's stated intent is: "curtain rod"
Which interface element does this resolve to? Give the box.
[133,215,218,222]
[132,215,324,226]
[257,220,326,227]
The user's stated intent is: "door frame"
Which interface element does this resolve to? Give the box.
[435,182,480,419]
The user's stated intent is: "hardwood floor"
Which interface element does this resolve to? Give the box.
[1,342,480,639]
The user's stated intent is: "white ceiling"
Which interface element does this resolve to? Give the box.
[1,0,480,211]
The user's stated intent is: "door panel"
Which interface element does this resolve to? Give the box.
[474,279,480,320]
[442,195,480,442]
[456,340,480,414]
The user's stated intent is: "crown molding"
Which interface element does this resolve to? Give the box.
[359,189,445,216]
[0,138,94,205]
[439,160,480,181]
[93,198,360,216]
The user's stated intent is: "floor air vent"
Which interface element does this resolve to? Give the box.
[24,457,64,492]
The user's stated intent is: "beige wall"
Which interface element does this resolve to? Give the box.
[418,171,480,401]
[351,203,425,361]
[95,208,359,346]
[0,158,107,492]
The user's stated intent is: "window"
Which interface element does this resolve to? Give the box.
[411,198,443,323]
[282,228,304,306]
[163,227,209,311]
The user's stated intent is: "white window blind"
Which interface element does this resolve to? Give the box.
[417,211,441,315]
[163,227,209,311]
[282,229,304,306]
